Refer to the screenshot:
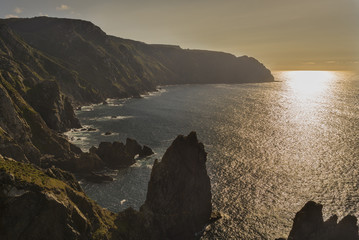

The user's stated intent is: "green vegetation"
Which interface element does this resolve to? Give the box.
[0,156,117,240]
[0,157,64,190]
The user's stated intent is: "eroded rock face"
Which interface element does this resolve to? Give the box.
[26,80,81,132]
[141,131,212,239]
[278,201,359,240]
[44,167,82,191]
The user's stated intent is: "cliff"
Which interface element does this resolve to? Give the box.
[0,132,213,239]
[1,16,273,105]
[0,17,274,170]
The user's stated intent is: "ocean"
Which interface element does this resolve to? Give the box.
[65,71,359,239]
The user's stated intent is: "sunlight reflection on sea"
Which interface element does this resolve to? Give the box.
[67,71,359,239]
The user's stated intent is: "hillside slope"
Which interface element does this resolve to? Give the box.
[0,16,274,168]
[1,17,273,105]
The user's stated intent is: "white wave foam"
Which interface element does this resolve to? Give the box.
[89,116,133,121]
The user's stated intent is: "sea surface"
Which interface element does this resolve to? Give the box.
[66,71,359,239]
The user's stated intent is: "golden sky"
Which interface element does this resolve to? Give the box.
[1,0,359,70]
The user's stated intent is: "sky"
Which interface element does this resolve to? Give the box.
[0,0,358,71]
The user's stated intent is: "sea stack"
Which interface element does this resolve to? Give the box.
[141,131,212,239]
[277,201,359,240]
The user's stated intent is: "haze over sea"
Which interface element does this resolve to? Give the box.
[66,71,359,239]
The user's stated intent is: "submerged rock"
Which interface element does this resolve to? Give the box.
[141,131,212,239]
[84,172,113,183]
[278,201,359,240]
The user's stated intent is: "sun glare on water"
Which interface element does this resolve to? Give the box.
[281,71,337,98]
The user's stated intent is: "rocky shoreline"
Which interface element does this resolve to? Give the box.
[0,132,215,240]
[0,15,357,240]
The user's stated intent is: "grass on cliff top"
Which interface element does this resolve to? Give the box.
[0,157,66,190]
[0,157,117,240]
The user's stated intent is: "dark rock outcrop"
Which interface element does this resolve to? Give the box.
[26,80,81,132]
[90,142,134,169]
[126,138,154,158]
[90,138,154,169]
[73,152,105,173]
[139,145,154,158]
[125,138,143,158]
[278,201,359,240]
[140,131,212,239]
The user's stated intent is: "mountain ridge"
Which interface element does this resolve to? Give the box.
[1,16,274,105]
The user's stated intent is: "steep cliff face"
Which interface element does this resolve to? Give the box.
[1,17,164,101]
[0,24,81,131]
[143,44,274,84]
[0,66,80,166]
[0,24,84,168]
[26,80,81,132]
[0,23,101,105]
[1,17,273,105]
